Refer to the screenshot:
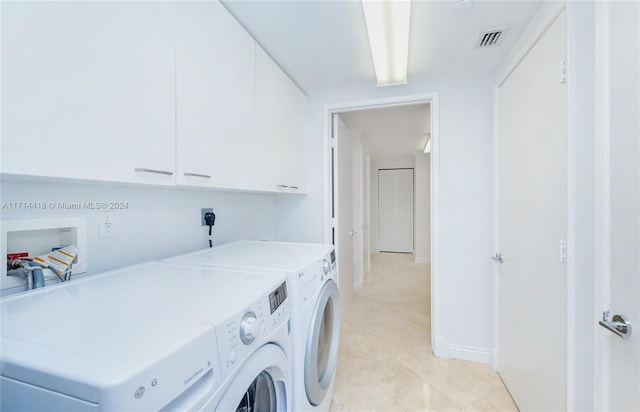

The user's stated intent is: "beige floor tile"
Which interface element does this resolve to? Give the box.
[330,253,518,412]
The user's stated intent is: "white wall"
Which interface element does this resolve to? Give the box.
[276,76,495,357]
[414,153,431,263]
[1,180,276,294]
[370,154,415,253]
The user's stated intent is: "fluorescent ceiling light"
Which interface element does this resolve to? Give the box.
[423,136,431,153]
[362,0,411,86]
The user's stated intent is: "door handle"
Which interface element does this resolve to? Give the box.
[350,230,357,237]
[599,311,632,338]
[491,253,504,263]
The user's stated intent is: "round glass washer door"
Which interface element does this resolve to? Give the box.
[213,344,289,412]
[236,371,276,412]
[304,279,341,406]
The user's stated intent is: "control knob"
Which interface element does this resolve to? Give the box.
[240,312,259,345]
[322,258,331,275]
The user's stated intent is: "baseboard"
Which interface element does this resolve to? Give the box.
[449,344,491,364]
[490,347,498,371]
[414,256,431,264]
[432,336,491,364]
[433,337,450,358]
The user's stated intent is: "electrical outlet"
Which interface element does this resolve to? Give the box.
[201,208,214,226]
[98,213,116,238]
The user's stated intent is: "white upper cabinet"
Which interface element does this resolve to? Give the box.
[255,46,308,193]
[2,1,307,194]
[175,1,256,190]
[1,2,176,185]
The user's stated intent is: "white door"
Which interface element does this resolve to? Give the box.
[352,135,364,290]
[363,153,372,274]
[495,10,567,411]
[378,169,414,253]
[335,115,355,315]
[594,2,640,410]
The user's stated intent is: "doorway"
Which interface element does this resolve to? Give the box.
[323,93,440,347]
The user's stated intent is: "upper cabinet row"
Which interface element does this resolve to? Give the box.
[1,1,307,194]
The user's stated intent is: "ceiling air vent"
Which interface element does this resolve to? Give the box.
[474,27,509,49]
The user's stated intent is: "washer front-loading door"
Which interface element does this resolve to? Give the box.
[208,344,289,412]
[236,371,275,412]
[304,279,341,406]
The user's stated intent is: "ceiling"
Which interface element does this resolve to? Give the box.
[221,0,543,158]
[339,104,430,157]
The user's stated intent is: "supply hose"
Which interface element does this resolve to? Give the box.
[32,267,45,288]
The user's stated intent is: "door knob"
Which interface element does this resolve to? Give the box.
[599,311,632,338]
[491,253,504,263]
[350,230,357,236]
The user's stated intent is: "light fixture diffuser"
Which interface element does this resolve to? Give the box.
[362,0,411,86]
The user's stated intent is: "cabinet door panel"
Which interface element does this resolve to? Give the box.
[1,2,176,184]
[255,46,307,193]
[282,78,308,192]
[176,1,256,189]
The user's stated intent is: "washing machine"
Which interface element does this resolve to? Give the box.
[0,261,291,412]
[164,241,340,412]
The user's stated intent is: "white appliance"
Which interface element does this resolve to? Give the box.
[164,241,340,412]
[0,261,291,412]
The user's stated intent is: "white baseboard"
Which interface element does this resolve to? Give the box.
[433,337,450,358]
[432,336,491,364]
[450,344,491,364]
[490,347,498,371]
[414,256,431,264]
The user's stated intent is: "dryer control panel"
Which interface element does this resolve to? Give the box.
[287,251,337,310]
[216,281,289,380]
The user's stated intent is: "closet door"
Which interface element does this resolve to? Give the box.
[593,2,640,410]
[494,10,567,411]
[378,168,414,253]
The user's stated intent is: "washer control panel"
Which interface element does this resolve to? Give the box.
[216,281,289,380]
[269,281,288,313]
[322,258,331,275]
[239,311,259,345]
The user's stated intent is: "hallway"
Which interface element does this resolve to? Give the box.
[330,253,518,411]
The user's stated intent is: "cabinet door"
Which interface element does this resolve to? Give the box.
[176,1,256,190]
[1,2,176,185]
[255,46,308,193]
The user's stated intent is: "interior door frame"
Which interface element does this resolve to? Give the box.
[352,131,365,291]
[323,92,440,349]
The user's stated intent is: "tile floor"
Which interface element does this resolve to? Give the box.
[329,252,518,411]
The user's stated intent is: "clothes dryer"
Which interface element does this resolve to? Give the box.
[164,241,340,412]
[0,261,291,412]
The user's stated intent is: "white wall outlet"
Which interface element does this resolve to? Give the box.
[98,213,116,238]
